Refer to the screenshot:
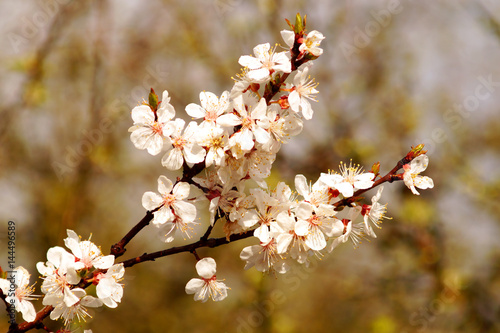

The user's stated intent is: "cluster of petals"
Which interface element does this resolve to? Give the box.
[36,230,124,325]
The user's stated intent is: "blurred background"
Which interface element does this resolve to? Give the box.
[1,0,500,332]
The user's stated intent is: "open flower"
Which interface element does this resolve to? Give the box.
[161,119,206,170]
[320,161,374,198]
[64,230,115,271]
[185,91,230,128]
[95,264,125,308]
[185,258,229,302]
[299,30,325,57]
[0,267,38,322]
[403,155,434,195]
[142,175,197,226]
[238,43,291,82]
[128,90,175,155]
[288,66,319,120]
[361,186,391,238]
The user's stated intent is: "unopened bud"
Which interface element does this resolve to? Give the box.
[148,88,158,111]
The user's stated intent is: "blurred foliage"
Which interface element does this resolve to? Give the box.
[1,0,500,332]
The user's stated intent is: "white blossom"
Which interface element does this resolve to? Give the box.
[0,267,38,322]
[185,258,229,302]
[238,43,291,82]
[403,155,434,195]
[128,90,175,155]
[142,175,197,225]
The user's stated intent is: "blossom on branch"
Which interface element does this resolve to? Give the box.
[402,154,434,195]
[128,90,175,155]
[185,258,229,302]
[0,266,38,322]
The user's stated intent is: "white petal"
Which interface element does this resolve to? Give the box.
[162,148,184,170]
[185,103,206,119]
[185,278,205,294]
[173,201,197,222]
[280,30,295,47]
[195,257,217,279]
[131,105,154,124]
[142,192,163,211]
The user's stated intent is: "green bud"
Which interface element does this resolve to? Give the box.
[148,88,159,111]
[294,13,304,34]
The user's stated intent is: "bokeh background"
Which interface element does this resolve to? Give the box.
[1,0,500,332]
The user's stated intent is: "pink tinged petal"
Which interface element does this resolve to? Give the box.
[131,105,154,124]
[300,99,313,120]
[295,220,309,236]
[15,267,30,288]
[96,279,114,299]
[50,305,63,320]
[210,281,228,301]
[66,268,81,285]
[251,98,267,119]
[335,182,354,198]
[276,234,293,253]
[186,103,205,118]
[19,300,36,322]
[142,191,163,211]
[319,173,343,188]
[185,278,205,294]
[238,128,255,151]
[239,210,259,228]
[254,224,270,243]
[288,91,301,112]
[200,91,218,109]
[157,175,173,195]
[102,297,118,308]
[372,186,384,203]
[173,201,197,223]
[173,182,191,200]
[196,258,217,279]
[253,126,271,144]
[294,174,309,198]
[64,238,82,259]
[411,155,429,174]
[205,149,215,167]
[415,176,434,189]
[306,228,327,251]
[217,113,242,127]
[162,147,184,170]
[80,295,103,308]
[209,197,220,225]
[247,68,270,81]
[280,29,295,47]
[253,42,270,55]
[153,206,174,225]
[157,103,176,123]
[296,202,314,220]
[146,133,164,156]
[183,144,206,164]
[238,55,263,69]
[63,287,81,307]
[130,127,155,150]
[272,53,292,73]
[93,255,115,269]
[317,204,335,217]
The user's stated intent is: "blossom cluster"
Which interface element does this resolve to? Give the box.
[127,16,433,304]
[0,14,435,332]
[0,230,125,330]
